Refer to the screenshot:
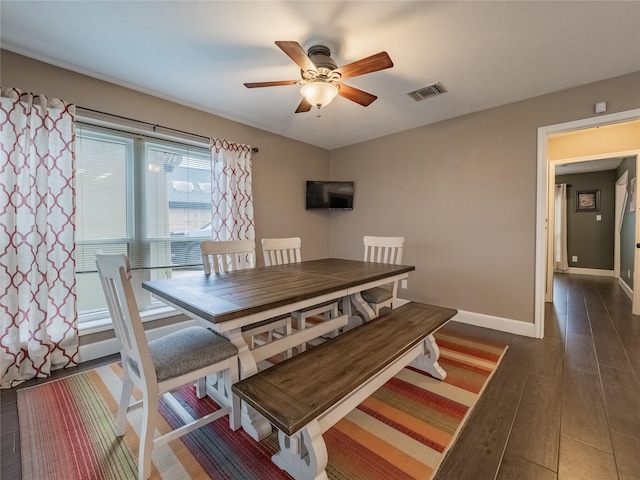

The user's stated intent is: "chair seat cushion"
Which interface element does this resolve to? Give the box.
[131,326,237,382]
[361,285,393,304]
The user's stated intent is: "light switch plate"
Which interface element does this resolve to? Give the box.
[596,214,602,221]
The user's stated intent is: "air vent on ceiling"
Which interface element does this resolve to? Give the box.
[408,82,447,101]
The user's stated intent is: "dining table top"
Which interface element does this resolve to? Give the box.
[142,258,415,324]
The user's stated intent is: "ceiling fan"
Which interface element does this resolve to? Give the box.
[244,41,393,113]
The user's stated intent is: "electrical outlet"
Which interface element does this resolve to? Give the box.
[401,279,408,289]
[628,270,631,278]
[572,256,578,262]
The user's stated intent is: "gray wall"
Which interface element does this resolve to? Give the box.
[555,171,617,270]
[618,157,637,290]
[3,49,640,333]
[329,71,640,325]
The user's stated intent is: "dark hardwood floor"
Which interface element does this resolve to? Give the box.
[2,273,639,479]
[436,273,640,480]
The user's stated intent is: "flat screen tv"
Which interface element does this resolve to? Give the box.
[306,181,354,210]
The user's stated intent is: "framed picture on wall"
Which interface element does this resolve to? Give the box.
[576,189,600,212]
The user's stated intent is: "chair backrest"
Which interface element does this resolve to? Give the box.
[363,236,405,265]
[200,240,256,274]
[95,253,154,382]
[261,237,302,266]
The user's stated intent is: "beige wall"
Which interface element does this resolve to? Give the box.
[4,49,640,330]
[329,72,640,325]
[548,119,640,160]
[1,50,332,265]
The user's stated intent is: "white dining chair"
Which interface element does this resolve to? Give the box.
[261,237,302,266]
[201,240,292,357]
[261,237,339,352]
[361,236,405,317]
[201,239,256,274]
[96,252,240,480]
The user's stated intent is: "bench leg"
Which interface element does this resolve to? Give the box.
[409,334,447,380]
[272,420,329,480]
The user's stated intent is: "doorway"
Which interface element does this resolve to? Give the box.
[615,170,630,280]
[535,109,640,338]
[550,156,632,277]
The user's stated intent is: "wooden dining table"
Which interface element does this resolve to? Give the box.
[142,257,415,440]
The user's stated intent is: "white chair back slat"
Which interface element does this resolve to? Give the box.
[96,253,154,380]
[363,236,405,265]
[200,240,256,274]
[360,236,406,319]
[261,237,302,266]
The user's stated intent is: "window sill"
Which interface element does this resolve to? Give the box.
[78,305,184,336]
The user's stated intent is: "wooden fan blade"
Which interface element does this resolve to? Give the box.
[338,84,377,106]
[244,80,299,88]
[295,98,313,113]
[275,41,317,72]
[334,52,393,80]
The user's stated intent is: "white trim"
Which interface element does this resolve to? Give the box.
[618,278,633,299]
[634,154,640,315]
[566,267,614,277]
[535,109,640,339]
[395,298,410,307]
[452,310,536,338]
[78,319,198,363]
[615,170,630,279]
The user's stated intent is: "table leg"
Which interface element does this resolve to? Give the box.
[409,334,447,380]
[223,329,273,441]
[272,420,329,480]
[344,292,375,331]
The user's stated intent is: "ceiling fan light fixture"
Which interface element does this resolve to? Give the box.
[301,81,339,108]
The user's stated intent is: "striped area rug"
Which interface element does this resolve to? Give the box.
[18,328,506,480]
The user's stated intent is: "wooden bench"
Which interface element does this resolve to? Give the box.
[232,301,457,480]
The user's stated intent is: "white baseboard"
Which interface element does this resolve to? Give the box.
[452,310,536,337]
[398,298,534,337]
[618,278,633,300]
[567,267,614,277]
[396,298,410,307]
[78,319,198,363]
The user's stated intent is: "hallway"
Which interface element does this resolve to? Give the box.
[437,273,640,479]
[543,273,640,478]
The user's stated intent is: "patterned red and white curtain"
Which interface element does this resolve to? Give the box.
[0,88,78,388]
[210,138,255,241]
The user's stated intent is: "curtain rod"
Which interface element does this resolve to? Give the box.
[77,106,259,153]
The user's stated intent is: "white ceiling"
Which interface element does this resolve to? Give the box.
[555,157,625,176]
[2,1,639,150]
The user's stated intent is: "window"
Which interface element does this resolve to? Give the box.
[75,124,213,324]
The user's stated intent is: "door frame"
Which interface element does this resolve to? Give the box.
[615,170,629,280]
[535,109,640,338]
